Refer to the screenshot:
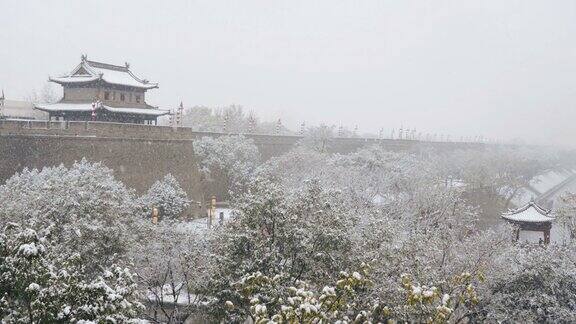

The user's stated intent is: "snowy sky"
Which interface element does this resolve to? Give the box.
[1,0,575,146]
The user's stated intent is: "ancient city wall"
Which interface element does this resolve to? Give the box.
[0,119,485,217]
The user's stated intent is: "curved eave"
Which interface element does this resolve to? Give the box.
[34,103,169,117]
[49,76,100,85]
[101,79,159,90]
[49,77,158,90]
[102,105,169,116]
[34,103,94,112]
[501,214,555,223]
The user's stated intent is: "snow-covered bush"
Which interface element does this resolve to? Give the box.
[193,135,261,199]
[479,245,576,323]
[139,173,190,220]
[221,265,482,323]
[228,267,375,323]
[0,159,138,273]
[0,224,144,323]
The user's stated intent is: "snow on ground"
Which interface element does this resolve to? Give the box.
[179,208,236,233]
[146,283,199,306]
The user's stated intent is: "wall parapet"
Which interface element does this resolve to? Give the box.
[0,119,486,149]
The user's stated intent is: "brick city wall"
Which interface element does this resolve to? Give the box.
[0,119,484,216]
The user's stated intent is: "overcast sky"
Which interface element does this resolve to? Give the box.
[1,0,575,146]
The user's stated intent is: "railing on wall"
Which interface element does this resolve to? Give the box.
[0,118,487,147]
[0,119,305,141]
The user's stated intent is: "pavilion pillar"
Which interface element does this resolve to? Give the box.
[544,224,551,244]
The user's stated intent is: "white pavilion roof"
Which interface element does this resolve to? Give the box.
[501,202,555,223]
[49,57,158,90]
[35,103,169,116]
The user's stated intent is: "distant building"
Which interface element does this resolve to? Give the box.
[0,92,47,120]
[35,55,169,124]
[511,169,576,210]
[501,201,569,244]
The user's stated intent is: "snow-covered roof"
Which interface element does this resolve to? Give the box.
[49,57,158,90]
[529,170,575,195]
[34,103,169,116]
[501,202,555,223]
[35,103,94,112]
[104,105,169,116]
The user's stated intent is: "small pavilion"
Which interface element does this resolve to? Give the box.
[501,201,555,244]
[35,55,169,124]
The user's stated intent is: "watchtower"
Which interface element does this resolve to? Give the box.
[35,55,168,124]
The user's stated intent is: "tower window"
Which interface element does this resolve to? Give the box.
[104,91,110,100]
[120,94,125,101]
[135,95,141,103]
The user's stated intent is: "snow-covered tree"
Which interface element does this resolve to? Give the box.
[429,147,552,222]
[193,135,261,200]
[139,174,190,220]
[1,141,571,323]
[128,219,213,323]
[221,263,482,323]
[198,178,357,320]
[297,124,336,153]
[0,223,144,323]
[180,105,291,134]
[556,192,576,240]
[241,144,518,322]
[0,159,138,274]
[24,82,60,104]
[257,147,331,189]
[227,267,376,323]
[479,245,576,323]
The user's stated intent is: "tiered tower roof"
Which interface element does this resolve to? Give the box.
[49,55,158,90]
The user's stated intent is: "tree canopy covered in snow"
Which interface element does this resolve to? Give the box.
[139,173,190,220]
[0,159,139,274]
[0,223,143,323]
[193,135,261,200]
[180,105,291,134]
[2,140,576,322]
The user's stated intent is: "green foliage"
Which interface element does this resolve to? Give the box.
[229,266,374,323]
[222,266,482,324]
[398,272,481,324]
